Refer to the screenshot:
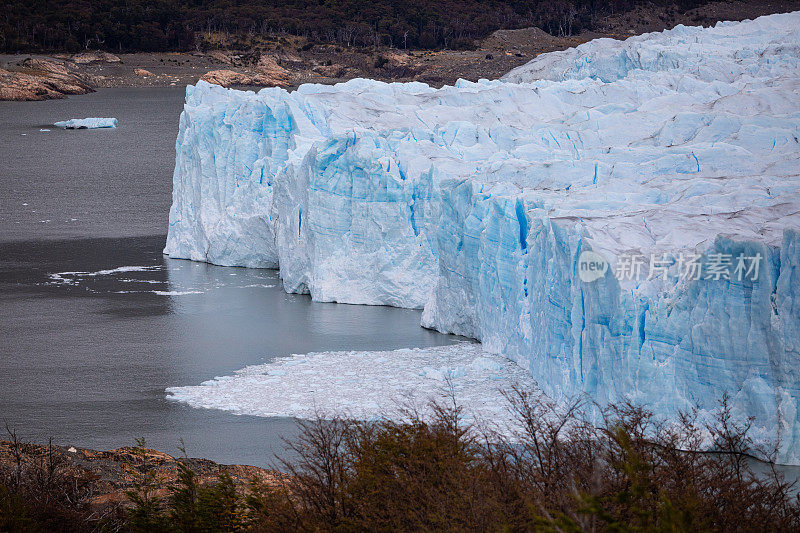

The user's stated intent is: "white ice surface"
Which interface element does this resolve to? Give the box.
[54,117,118,129]
[166,343,535,427]
[49,265,161,284]
[46,262,277,296]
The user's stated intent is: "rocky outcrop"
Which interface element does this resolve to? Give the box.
[200,69,252,86]
[255,54,291,85]
[0,440,284,512]
[313,64,348,78]
[17,57,72,76]
[207,50,234,65]
[0,58,94,101]
[72,51,121,64]
[198,51,291,87]
[200,68,289,88]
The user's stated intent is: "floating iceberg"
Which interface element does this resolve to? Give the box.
[166,343,534,425]
[165,13,800,462]
[54,117,117,129]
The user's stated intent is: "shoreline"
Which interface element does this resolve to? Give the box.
[3,0,797,99]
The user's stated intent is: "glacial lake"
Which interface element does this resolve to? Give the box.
[0,87,461,467]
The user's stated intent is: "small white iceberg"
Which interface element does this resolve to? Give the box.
[54,118,118,129]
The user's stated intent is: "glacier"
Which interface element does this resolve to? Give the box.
[54,117,118,129]
[164,12,800,462]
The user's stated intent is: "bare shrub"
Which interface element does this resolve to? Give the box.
[5,390,800,532]
[250,391,800,532]
[0,425,124,532]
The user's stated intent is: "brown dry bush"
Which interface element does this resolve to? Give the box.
[249,391,800,532]
[0,426,124,532]
[4,390,800,532]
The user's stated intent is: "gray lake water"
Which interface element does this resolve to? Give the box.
[0,88,460,467]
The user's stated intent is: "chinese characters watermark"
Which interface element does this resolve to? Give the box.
[579,251,762,283]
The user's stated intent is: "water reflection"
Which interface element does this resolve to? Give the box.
[163,257,458,366]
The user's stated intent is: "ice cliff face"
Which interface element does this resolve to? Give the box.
[165,13,800,462]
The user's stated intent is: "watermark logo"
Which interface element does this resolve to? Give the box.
[578,250,609,282]
[579,251,762,283]
[614,252,762,282]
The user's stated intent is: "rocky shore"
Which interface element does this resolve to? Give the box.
[0,57,94,100]
[4,0,794,100]
[0,439,283,515]
[0,34,567,100]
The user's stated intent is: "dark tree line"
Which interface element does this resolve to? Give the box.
[0,0,712,53]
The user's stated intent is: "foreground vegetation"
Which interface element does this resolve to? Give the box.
[1,0,716,53]
[2,391,799,532]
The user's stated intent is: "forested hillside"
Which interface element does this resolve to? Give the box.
[1,0,713,53]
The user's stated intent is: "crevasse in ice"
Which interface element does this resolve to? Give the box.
[165,12,800,462]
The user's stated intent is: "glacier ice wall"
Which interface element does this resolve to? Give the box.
[165,13,800,462]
